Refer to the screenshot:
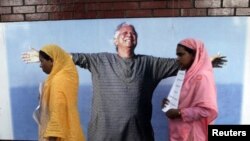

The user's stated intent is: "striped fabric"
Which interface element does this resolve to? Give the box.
[72,52,179,141]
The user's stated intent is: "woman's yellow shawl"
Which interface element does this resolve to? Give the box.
[39,45,85,141]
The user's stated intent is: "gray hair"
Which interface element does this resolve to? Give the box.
[113,22,138,39]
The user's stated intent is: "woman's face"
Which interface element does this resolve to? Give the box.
[176,45,195,70]
[39,55,53,74]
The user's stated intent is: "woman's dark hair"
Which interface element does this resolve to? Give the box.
[178,44,196,56]
[39,50,53,61]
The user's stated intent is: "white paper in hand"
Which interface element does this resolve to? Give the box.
[32,105,40,125]
[32,82,43,125]
[162,70,185,112]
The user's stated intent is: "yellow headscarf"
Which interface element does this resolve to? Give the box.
[40,44,73,82]
[39,44,85,141]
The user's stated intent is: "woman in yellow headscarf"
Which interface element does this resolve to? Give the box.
[38,44,85,141]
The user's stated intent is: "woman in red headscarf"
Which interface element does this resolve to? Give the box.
[162,38,218,141]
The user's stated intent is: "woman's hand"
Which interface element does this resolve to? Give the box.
[161,98,169,108]
[48,137,57,141]
[166,109,181,119]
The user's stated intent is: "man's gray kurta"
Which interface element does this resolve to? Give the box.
[72,53,179,141]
